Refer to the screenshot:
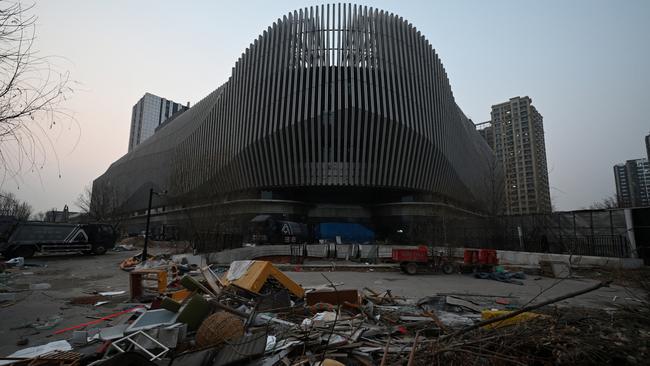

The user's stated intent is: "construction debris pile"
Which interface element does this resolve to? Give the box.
[426,305,650,365]
[1,259,649,366]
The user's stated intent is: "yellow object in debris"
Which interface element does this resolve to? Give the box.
[316,359,345,366]
[168,288,192,301]
[222,261,305,298]
[481,310,546,329]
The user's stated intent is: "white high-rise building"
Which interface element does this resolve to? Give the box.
[128,93,188,151]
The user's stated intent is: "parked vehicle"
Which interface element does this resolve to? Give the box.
[248,215,309,245]
[0,216,117,258]
[392,245,456,275]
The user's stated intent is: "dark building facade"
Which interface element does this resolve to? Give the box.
[94,4,500,244]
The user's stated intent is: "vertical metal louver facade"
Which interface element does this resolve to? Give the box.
[95,4,498,216]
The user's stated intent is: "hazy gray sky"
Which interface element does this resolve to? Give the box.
[7,0,650,213]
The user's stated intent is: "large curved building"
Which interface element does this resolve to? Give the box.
[94,4,501,244]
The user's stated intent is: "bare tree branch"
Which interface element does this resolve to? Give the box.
[0,1,77,188]
[75,184,92,214]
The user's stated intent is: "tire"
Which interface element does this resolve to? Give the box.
[405,262,418,275]
[13,245,36,258]
[92,244,107,255]
[441,262,455,275]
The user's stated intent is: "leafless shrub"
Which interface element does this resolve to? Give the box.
[588,194,619,209]
[0,190,31,219]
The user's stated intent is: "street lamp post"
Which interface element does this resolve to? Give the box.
[141,188,154,262]
[141,188,166,263]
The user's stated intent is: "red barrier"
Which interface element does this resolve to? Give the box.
[52,305,144,335]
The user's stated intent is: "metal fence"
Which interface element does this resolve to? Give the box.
[441,209,633,258]
[188,207,644,260]
[193,232,243,253]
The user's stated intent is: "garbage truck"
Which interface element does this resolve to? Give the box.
[0,216,117,258]
[248,215,309,244]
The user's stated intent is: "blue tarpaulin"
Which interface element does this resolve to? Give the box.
[315,223,375,243]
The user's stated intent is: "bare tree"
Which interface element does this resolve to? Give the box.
[589,195,619,210]
[31,210,45,221]
[75,184,92,215]
[483,152,505,217]
[0,2,75,186]
[0,191,32,219]
[43,207,57,222]
[78,182,123,222]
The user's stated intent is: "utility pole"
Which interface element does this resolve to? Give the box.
[142,188,154,262]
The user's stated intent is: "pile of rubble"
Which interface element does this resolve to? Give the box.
[1,259,648,366]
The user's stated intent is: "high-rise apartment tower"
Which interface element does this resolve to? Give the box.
[128,93,188,151]
[477,96,552,214]
[614,158,650,208]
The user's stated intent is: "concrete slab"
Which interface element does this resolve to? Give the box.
[285,271,644,309]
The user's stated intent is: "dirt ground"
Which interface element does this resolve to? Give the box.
[0,251,646,357]
[0,251,135,356]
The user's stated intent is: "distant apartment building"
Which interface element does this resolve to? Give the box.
[645,134,649,161]
[128,93,188,152]
[477,96,552,214]
[614,158,650,208]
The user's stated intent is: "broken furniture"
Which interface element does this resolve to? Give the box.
[159,274,212,331]
[105,330,170,361]
[306,289,361,308]
[125,309,178,333]
[167,288,192,301]
[129,269,167,300]
[222,260,305,298]
[176,294,210,331]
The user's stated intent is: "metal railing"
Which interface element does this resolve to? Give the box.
[459,233,630,258]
